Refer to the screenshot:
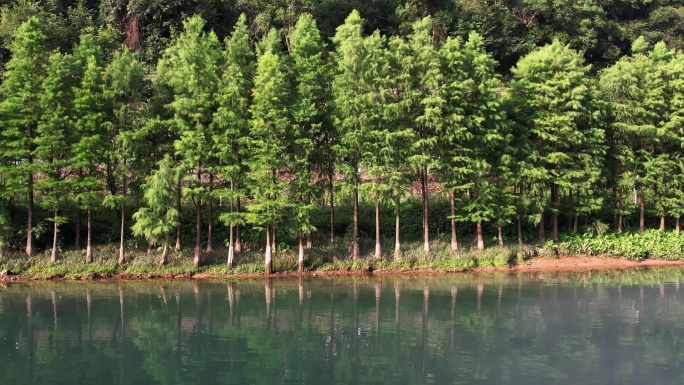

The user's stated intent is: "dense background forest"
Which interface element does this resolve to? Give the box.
[2,0,684,273]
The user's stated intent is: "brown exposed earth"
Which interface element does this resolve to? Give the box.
[510,256,684,272]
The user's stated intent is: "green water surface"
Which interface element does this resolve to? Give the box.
[1,268,684,385]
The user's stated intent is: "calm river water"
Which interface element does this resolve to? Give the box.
[1,268,684,385]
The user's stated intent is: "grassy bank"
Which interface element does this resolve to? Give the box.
[0,240,521,280]
[2,229,684,280]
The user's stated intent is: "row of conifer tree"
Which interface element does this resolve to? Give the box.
[1,10,683,272]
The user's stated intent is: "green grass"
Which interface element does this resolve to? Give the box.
[2,231,684,280]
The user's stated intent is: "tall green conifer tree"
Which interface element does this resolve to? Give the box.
[132,155,180,266]
[332,11,370,260]
[386,35,417,258]
[158,16,221,267]
[247,29,289,275]
[103,47,146,265]
[73,55,107,263]
[408,16,443,253]
[600,37,668,233]
[0,17,47,256]
[213,14,254,269]
[289,13,328,271]
[35,51,75,262]
[511,40,604,243]
[459,32,509,250]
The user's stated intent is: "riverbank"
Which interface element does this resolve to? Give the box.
[2,240,684,282]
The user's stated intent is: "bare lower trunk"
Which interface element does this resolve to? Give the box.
[573,215,578,235]
[394,199,401,258]
[476,222,485,250]
[375,190,381,261]
[159,240,168,267]
[538,213,546,244]
[329,165,335,244]
[298,231,304,273]
[75,206,81,250]
[660,206,666,232]
[26,173,33,256]
[227,225,235,269]
[497,223,504,248]
[618,214,623,234]
[639,196,645,233]
[421,166,430,253]
[272,225,277,254]
[118,190,125,266]
[450,190,458,251]
[306,192,313,249]
[235,196,242,253]
[207,186,213,252]
[677,216,681,235]
[193,191,202,268]
[351,178,360,260]
[86,207,93,263]
[265,226,272,275]
[175,176,181,252]
[517,217,523,246]
[551,185,559,242]
[51,210,59,263]
[193,166,202,268]
[227,181,235,269]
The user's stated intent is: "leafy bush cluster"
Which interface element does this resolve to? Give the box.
[556,230,684,261]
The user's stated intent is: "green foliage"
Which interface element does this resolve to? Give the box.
[131,155,180,251]
[558,230,684,261]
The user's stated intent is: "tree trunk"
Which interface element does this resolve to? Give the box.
[227,224,235,269]
[551,184,559,242]
[498,223,504,249]
[235,196,242,253]
[206,174,213,252]
[265,226,272,275]
[476,222,485,250]
[174,174,182,252]
[75,205,81,250]
[51,210,59,263]
[573,215,578,235]
[618,200,623,234]
[329,162,335,244]
[118,203,125,265]
[394,198,401,259]
[618,214,623,234]
[639,196,645,233]
[227,180,235,269]
[306,192,313,249]
[194,194,202,268]
[75,170,83,250]
[193,167,202,268]
[26,173,34,256]
[86,207,93,263]
[272,225,277,254]
[351,177,360,260]
[450,190,458,251]
[660,206,666,232]
[517,217,523,246]
[298,231,304,273]
[538,213,546,244]
[375,190,381,261]
[118,174,126,266]
[677,216,681,235]
[160,238,169,267]
[421,166,430,253]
